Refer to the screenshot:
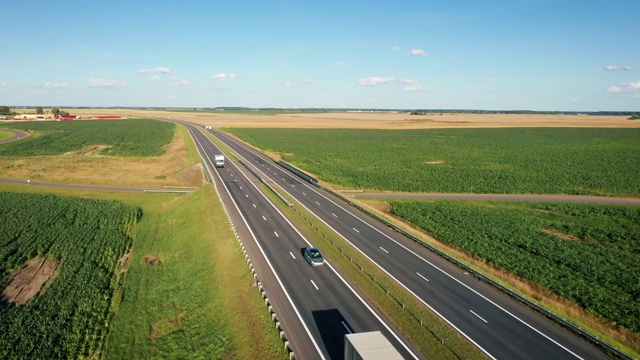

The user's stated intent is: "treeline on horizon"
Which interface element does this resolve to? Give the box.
[4,105,639,116]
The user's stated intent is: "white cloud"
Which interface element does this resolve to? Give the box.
[404,85,424,92]
[607,81,640,93]
[138,67,171,74]
[606,65,633,71]
[212,73,236,81]
[391,46,399,51]
[400,79,419,84]
[408,49,428,56]
[149,75,161,81]
[483,77,496,82]
[88,78,125,88]
[358,77,395,86]
[36,82,71,89]
[336,61,347,67]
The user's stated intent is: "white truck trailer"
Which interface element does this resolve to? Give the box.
[344,331,403,360]
[214,155,225,168]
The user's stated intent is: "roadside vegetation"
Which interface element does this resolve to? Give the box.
[0,192,141,359]
[226,128,640,196]
[103,186,288,360]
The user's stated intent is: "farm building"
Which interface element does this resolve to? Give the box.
[55,114,79,121]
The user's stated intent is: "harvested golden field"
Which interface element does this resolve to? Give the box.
[68,108,639,129]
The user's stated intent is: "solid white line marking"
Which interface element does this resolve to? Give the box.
[470,310,488,324]
[416,272,430,282]
[303,192,307,195]
[353,228,360,233]
[315,201,320,205]
[310,280,319,290]
[289,252,296,259]
[342,321,352,334]
[332,213,338,217]
[262,216,267,221]
[379,246,389,253]
[274,231,279,237]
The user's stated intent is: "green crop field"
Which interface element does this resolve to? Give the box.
[390,200,640,334]
[0,119,174,157]
[226,128,640,196]
[0,192,141,359]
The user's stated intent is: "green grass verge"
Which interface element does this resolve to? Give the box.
[258,184,486,360]
[0,183,288,360]
[175,124,202,165]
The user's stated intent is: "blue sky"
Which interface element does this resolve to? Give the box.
[1,0,638,111]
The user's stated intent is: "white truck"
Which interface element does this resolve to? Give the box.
[214,155,225,168]
[344,331,403,360]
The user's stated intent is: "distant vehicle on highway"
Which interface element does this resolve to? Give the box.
[303,247,325,266]
[214,154,225,168]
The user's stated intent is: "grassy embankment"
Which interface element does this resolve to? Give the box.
[0,120,288,359]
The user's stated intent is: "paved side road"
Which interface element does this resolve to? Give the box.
[0,130,29,144]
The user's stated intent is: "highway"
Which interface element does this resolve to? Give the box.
[184,124,422,359]
[203,126,614,360]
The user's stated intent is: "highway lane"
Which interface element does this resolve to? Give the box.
[184,124,422,359]
[207,127,613,360]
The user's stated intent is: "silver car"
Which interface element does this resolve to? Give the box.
[303,247,325,266]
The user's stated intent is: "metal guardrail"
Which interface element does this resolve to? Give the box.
[275,160,635,360]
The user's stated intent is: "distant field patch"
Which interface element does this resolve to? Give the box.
[0,130,14,141]
[226,128,640,196]
[0,192,141,359]
[389,200,640,334]
[0,119,174,157]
